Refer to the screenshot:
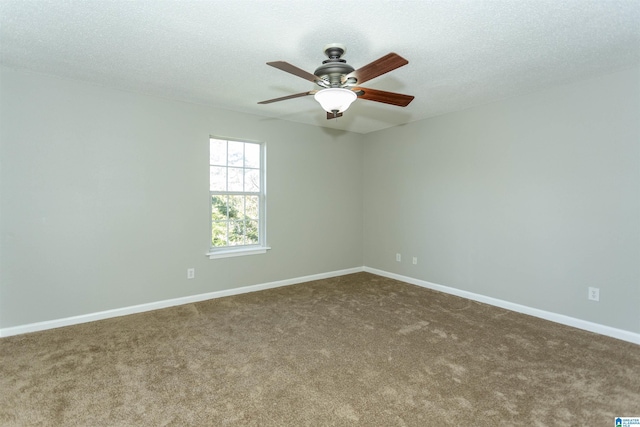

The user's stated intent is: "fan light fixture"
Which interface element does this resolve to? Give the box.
[314,88,357,113]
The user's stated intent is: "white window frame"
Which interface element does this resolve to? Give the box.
[207,136,269,259]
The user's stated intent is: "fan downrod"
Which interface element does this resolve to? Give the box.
[323,43,346,61]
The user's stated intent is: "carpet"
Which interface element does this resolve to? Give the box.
[1,272,639,426]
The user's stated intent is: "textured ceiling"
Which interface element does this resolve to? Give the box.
[1,0,639,134]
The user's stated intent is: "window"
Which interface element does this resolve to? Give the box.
[208,137,268,259]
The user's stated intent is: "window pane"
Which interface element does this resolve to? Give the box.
[210,166,226,191]
[245,143,260,168]
[210,139,227,166]
[228,195,244,218]
[228,141,244,167]
[211,195,229,220]
[245,196,259,219]
[212,221,228,247]
[245,169,260,192]
[246,220,259,244]
[228,167,243,192]
[229,220,245,245]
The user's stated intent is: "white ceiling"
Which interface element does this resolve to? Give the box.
[1,0,639,134]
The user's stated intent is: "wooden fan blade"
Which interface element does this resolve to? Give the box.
[258,91,316,104]
[327,111,343,120]
[353,87,414,107]
[267,61,324,84]
[346,53,408,84]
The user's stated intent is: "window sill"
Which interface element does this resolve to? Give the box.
[207,246,271,260]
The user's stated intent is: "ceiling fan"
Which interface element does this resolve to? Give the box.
[258,43,415,119]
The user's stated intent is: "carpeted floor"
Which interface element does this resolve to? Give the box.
[1,272,639,426]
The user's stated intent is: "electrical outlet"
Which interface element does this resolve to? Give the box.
[588,287,599,301]
[187,268,195,279]
[412,257,417,265]
[396,253,401,262]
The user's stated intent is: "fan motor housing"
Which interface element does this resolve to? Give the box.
[314,43,354,86]
[314,62,354,82]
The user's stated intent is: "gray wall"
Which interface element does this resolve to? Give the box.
[0,67,364,328]
[363,67,640,333]
[2,65,639,336]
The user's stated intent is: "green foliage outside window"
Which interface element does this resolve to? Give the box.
[211,195,259,247]
[210,138,263,250]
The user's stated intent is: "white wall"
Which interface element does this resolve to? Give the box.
[363,67,640,334]
[0,67,364,328]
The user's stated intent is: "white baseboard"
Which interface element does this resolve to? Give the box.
[0,267,364,338]
[364,267,640,345]
[3,266,638,345]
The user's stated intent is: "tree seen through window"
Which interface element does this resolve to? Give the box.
[209,138,264,249]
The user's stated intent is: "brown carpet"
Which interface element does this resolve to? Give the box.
[1,272,639,426]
